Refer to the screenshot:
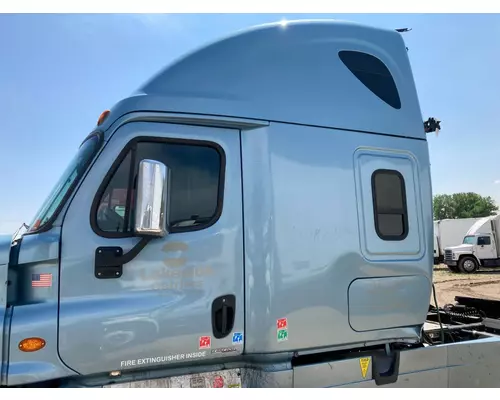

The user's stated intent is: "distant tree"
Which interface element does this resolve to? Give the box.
[433,192,498,220]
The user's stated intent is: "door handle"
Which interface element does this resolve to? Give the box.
[212,294,236,339]
[221,302,228,335]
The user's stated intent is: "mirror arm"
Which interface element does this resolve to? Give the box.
[119,236,153,265]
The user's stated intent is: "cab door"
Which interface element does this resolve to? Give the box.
[58,121,244,375]
[476,235,496,260]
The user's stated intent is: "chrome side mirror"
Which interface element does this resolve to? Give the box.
[134,159,169,238]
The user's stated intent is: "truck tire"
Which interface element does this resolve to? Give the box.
[458,256,479,274]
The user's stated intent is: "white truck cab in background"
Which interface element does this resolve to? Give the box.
[444,215,500,273]
[433,218,483,265]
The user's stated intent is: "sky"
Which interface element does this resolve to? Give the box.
[1,13,500,233]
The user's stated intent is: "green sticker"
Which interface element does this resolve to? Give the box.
[277,328,288,342]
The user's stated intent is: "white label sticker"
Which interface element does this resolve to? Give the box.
[120,351,206,368]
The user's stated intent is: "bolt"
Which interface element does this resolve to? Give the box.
[98,250,102,254]
[116,272,120,276]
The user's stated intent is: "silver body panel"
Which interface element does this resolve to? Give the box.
[57,122,244,375]
[294,337,500,388]
[242,122,432,354]
[103,337,500,388]
[133,20,424,140]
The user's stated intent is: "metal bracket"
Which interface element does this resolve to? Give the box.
[95,247,123,279]
[93,237,153,280]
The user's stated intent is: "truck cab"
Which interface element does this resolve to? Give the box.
[433,217,485,266]
[445,233,498,273]
[444,215,500,273]
[8,19,499,389]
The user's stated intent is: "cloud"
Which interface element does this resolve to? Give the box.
[495,180,500,184]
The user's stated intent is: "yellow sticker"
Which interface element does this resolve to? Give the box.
[359,357,371,379]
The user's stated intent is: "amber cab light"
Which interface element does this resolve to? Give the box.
[19,337,46,352]
[97,110,111,126]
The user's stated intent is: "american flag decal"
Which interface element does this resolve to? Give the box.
[31,273,52,288]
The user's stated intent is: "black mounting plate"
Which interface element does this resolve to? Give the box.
[95,246,123,279]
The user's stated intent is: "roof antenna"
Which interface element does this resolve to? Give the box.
[395,28,412,51]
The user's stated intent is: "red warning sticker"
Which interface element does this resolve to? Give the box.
[277,318,288,329]
[199,336,211,349]
[212,375,224,388]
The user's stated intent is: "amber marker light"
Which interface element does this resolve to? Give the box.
[19,337,46,352]
[97,110,111,126]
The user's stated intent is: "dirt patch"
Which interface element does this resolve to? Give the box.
[432,264,500,306]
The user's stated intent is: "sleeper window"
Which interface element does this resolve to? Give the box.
[372,169,408,240]
[339,50,401,109]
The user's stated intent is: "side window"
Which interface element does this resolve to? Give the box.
[339,50,401,109]
[371,169,408,241]
[96,152,132,233]
[94,140,223,235]
[478,236,491,246]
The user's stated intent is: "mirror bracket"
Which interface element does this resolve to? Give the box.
[94,237,152,279]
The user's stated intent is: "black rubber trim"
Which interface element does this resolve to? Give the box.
[371,169,409,241]
[372,350,400,386]
[23,131,104,236]
[122,143,137,232]
[90,135,226,239]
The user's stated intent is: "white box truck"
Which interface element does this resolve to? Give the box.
[444,215,500,273]
[433,218,483,266]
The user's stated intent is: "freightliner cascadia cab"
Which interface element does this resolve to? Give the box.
[0,19,436,387]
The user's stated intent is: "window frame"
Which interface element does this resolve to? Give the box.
[25,130,104,236]
[338,50,402,110]
[371,168,409,241]
[89,136,226,239]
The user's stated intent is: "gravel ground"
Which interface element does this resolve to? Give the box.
[433,264,500,306]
